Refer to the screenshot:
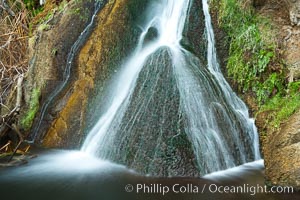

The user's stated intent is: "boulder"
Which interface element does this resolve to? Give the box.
[264,110,300,190]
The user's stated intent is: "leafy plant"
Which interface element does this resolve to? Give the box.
[215,0,277,95]
[23,0,44,16]
[259,92,300,129]
[254,73,284,104]
[288,81,300,94]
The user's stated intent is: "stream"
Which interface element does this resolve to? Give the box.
[0,150,298,200]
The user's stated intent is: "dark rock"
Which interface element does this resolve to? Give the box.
[182,0,206,62]
[143,26,158,44]
[253,0,267,8]
[104,47,200,176]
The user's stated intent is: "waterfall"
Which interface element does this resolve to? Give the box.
[81,0,260,175]
[201,0,260,159]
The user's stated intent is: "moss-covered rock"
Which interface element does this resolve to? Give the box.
[210,0,300,190]
[23,0,96,144]
[20,88,41,131]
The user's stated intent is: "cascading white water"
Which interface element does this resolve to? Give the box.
[82,0,260,175]
[82,0,190,153]
[201,0,260,159]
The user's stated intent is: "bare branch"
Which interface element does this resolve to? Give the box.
[15,74,23,109]
[0,35,12,49]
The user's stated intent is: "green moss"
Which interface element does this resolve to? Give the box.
[23,0,44,16]
[258,82,300,129]
[212,0,277,96]
[35,0,67,26]
[254,72,285,104]
[211,0,300,130]
[20,88,41,131]
[37,23,50,31]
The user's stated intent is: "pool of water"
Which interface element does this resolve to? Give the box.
[0,149,298,200]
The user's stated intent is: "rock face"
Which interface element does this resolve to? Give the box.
[250,0,300,190]
[285,28,300,83]
[264,110,300,189]
[40,0,151,148]
[283,0,300,81]
[23,0,97,147]
[211,0,300,189]
[25,0,143,148]
[103,47,201,176]
[285,0,300,26]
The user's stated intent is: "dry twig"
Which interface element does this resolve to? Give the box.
[0,0,29,109]
[0,1,31,161]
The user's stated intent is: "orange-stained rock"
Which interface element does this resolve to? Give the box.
[22,0,96,144]
[41,0,144,148]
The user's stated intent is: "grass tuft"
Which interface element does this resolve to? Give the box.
[211,0,300,130]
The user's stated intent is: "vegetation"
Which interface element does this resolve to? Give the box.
[20,88,41,131]
[0,0,31,108]
[212,0,276,98]
[211,0,300,129]
[1,0,68,117]
[0,0,93,157]
[259,82,300,128]
[0,0,42,160]
[23,0,44,16]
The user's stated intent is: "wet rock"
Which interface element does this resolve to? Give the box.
[182,0,206,61]
[103,47,200,176]
[209,2,230,80]
[143,27,158,44]
[42,0,149,148]
[23,0,96,146]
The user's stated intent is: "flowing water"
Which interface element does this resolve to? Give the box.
[82,0,260,175]
[0,151,297,200]
[1,1,299,199]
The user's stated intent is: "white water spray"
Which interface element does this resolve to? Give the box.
[82,0,260,175]
[202,0,260,159]
[82,0,191,153]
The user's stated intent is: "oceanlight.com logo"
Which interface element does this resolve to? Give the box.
[207,184,294,196]
[124,183,294,196]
